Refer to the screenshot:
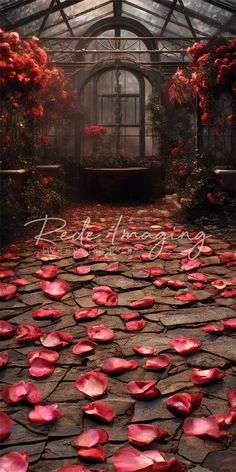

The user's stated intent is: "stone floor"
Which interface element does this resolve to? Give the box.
[0,202,236,472]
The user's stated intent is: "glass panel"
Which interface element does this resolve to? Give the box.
[5,0,51,22]
[183,0,232,22]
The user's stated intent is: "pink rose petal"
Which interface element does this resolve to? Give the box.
[77,445,106,462]
[74,308,99,321]
[0,320,14,338]
[40,279,70,300]
[0,283,17,300]
[128,424,169,446]
[32,308,63,319]
[130,297,154,309]
[0,451,28,472]
[87,325,114,342]
[33,265,58,280]
[92,286,118,306]
[0,352,9,368]
[75,428,109,448]
[169,336,201,355]
[0,411,14,441]
[183,416,226,439]
[2,381,42,405]
[132,345,157,356]
[221,318,236,329]
[125,319,147,331]
[73,340,97,355]
[145,354,172,370]
[191,368,225,384]
[41,331,73,349]
[28,404,63,423]
[16,324,43,342]
[101,357,138,375]
[81,400,115,423]
[75,371,108,398]
[127,380,160,400]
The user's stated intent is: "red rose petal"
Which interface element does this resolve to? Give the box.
[33,265,58,280]
[2,381,42,405]
[73,248,89,260]
[73,340,97,355]
[201,324,224,333]
[28,404,63,423]
[191,367,225,384]
[199,246,213,256]
[130,297,154,309]
[128,424,169,446]
[220,288,236,298]
[175,291,197,302]
[169,336,201,355]
[77,445,106,462]
[75,428,109,448]
[132,345,157,356]
[40,279,70,300]
[28,349,59,363]
[16,324,43,342]
[113,446,154,472]
[0,411,14,441]
[101,357,138,375]
[165,392,202,416]
[107,262,119,272]
[73,266,91,275]
[227,389,236,407]
[29,357,55,378]
[125,319,147,331]
[74,308,99,321]
[168,279,187,289]
[181,259,202,271]
[143,267,167,277]
[0,269,15,278]
[153,278,167,288]
[41,331,73,349]
[12,278,30,286]
[0,352,9,368]
[87,325,114,342]
[120,312,140,321]
[92,286,118,306]
[127,380,160,400]
[0,283,17,300]
[0,451,28,472]
[145,354,172,370]
[32,308,63,319]
[75,371,108,398]
[0,320,14,338]
[211,279,226,290]
[221,318,236,329]
[187,273,208,283]
[183,416,226,439]
[81,400,115,422]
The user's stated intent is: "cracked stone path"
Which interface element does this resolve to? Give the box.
[0,203,236,472]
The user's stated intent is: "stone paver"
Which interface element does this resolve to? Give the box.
[0,203,235,471]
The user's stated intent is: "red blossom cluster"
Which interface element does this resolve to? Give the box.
[171,161,189,177]
[84,125,108,137]
[41,176,54,186]
[0,29,76,120]
[168,37,236,121]
[207,191,227,206]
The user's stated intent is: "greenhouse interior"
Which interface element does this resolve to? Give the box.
[0,1,236,471]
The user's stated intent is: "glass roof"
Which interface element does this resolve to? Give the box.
[0,0,235,38]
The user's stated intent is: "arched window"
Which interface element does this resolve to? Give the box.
[80,68,156,163]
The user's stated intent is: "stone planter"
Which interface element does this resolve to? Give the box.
[214,169,236,196]
[0,168,29,188]
[81,167,164,202]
